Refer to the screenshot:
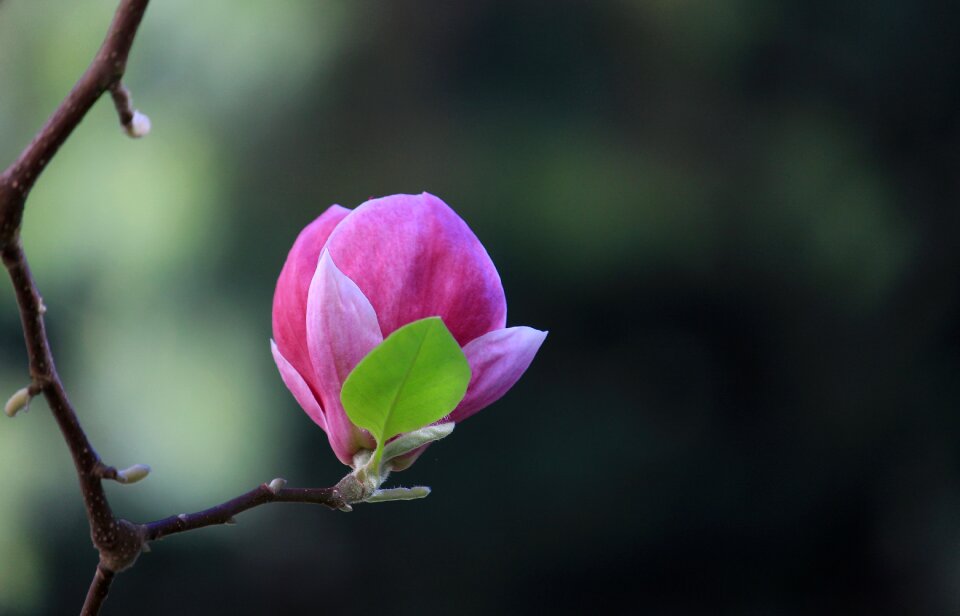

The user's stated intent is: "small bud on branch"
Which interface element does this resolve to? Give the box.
[115,464,151,484]
[123,110,151,138]
[109,81,151,139]
[4,386,32,417]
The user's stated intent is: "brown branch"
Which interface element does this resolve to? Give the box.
[0,242,128,553]
[144,483,349,543]
[81,565,116,616]
[0,3,362,613]
[108,82,136,127]
[0,0,150,237]
[0,0,153,612]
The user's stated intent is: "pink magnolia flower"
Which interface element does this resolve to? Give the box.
[271,193,546,469]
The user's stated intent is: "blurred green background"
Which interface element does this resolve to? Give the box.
[2,1,959,614]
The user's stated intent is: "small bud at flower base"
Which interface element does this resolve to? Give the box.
[4,387,32,418]
[267,478,287,494]
[123,110,151,138]
[116,463,151,484]
[382,422,455,466]
[365,486,431,503]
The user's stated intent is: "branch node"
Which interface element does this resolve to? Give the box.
[95,464,119,481]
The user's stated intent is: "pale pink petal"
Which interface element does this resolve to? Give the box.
[306,251,381,464]
[451,327,548,422]
[388,444,429,472]
[325,193,506,346]
[271,340,326,432]
[272,205,350,388]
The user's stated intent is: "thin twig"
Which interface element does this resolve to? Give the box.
[108,81,151,138]
[144,484,348,542]
[81,565,115,616]
[108,82,135,126]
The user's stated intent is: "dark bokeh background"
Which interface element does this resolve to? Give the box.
[2,1,960,614]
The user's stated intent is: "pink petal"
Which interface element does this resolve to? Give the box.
[272,205,350,390]
[271,340,327,432]
[451,327,548,422]
[306,251,381,464]
[325,193,506,346]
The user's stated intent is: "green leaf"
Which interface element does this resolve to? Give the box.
[341,317,471,463]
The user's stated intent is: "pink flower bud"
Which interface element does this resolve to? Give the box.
[271,193,546,468]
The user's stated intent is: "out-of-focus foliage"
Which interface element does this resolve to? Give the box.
[1,1,959,614]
